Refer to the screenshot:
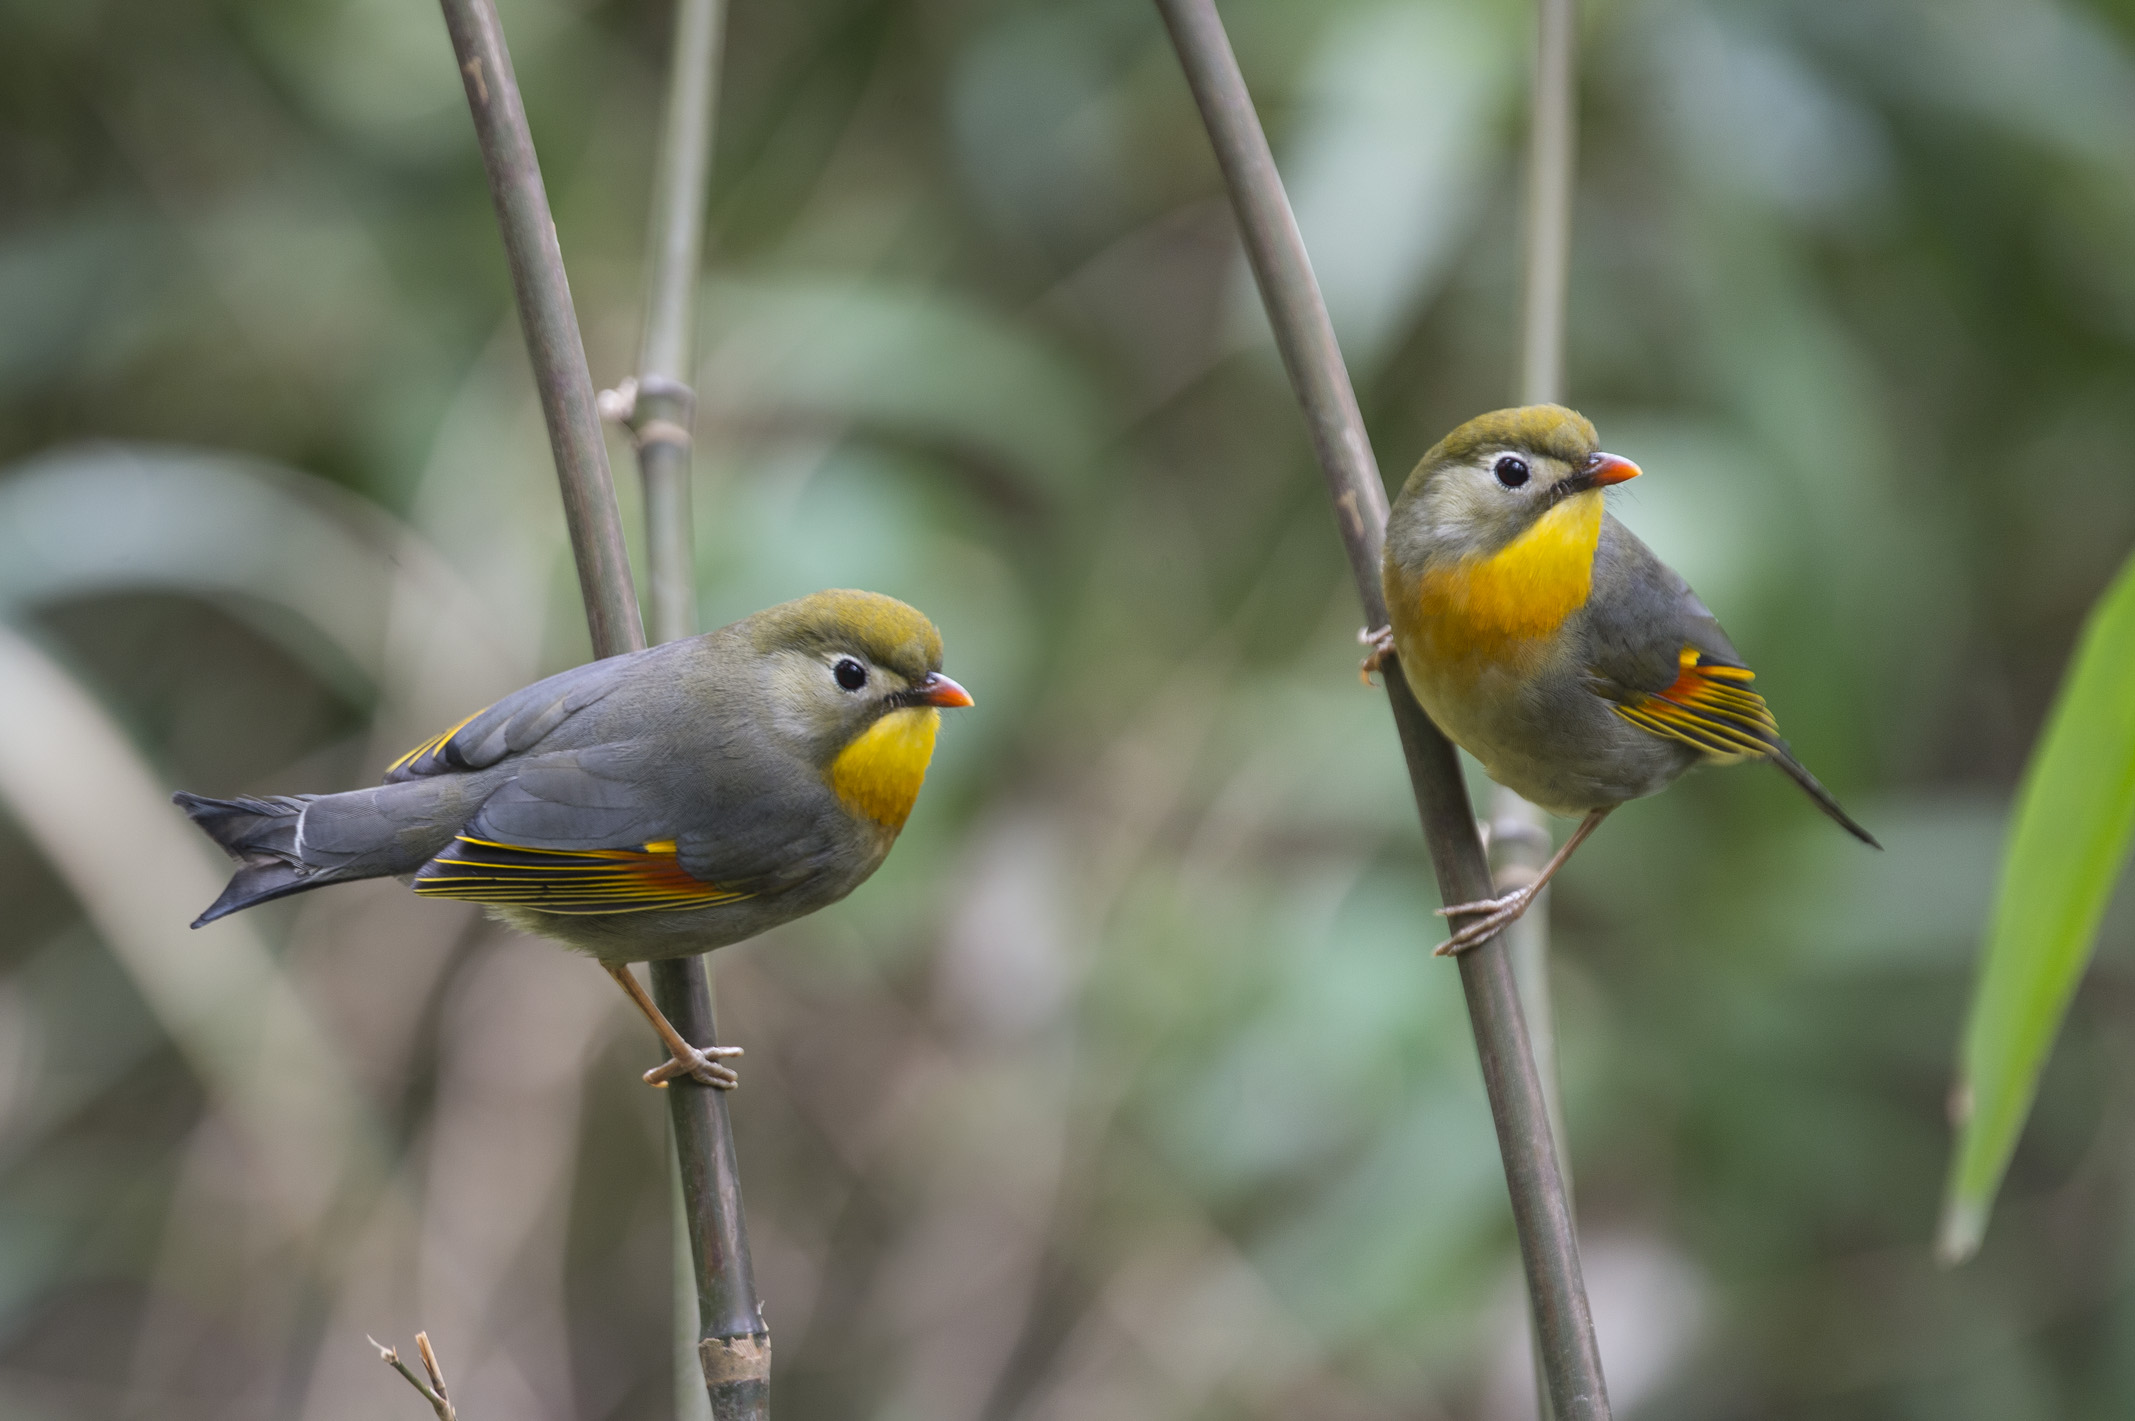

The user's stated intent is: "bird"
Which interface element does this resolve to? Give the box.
[1366,405,1877,954]
[176,589,973,1088]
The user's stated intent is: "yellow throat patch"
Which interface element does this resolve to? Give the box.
[1408,490,1603,667]
[829,707,941,830]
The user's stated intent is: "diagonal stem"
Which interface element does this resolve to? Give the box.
[438,0,644,661]
[1149,0,1609,1415]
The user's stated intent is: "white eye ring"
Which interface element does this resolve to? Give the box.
[1494,455,1531,489]
[833,657,868,691]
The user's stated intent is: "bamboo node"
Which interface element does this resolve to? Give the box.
[598,377,697,449]
[634,419,693,451]
[700,1333,772,1385]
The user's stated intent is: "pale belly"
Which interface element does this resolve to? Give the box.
[1391,628,1693,817]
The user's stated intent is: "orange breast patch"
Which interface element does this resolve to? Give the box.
[1404,490,1603,670]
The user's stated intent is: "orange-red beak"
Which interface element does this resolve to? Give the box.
[915,672,974,709]
[1584,452,1641,487]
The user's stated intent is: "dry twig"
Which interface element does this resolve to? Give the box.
[370,1332,458,1421]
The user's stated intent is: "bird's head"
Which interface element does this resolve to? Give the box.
[748,589,972,828]
[1387,404,1640,565]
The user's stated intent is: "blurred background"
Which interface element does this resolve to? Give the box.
[4,0,2135,1416]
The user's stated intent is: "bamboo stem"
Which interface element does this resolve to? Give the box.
[632,0,723,648]
[439,0,644,660]
[1150,1,1608,1415]
[439,2,765,1415]
[1505,3,1582,1413]
[622,4,767,1416]
[1518,0,1578,414]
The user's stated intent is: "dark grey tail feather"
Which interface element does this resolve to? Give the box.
[174,792,340,926]
[1767,749,1881,849]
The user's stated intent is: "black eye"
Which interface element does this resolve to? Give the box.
[1494,455,1530,489]
[833,657,868,691]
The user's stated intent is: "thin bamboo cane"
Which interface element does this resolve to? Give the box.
[1504,3,1583,1415]
[1150,1,1609,1415]
[439,0,643,660]
[437,3,765,1416]
[620,1,772,1417]
[1517,0,1578,416]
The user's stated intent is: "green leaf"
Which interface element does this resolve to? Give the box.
[1939,551,2135,1263]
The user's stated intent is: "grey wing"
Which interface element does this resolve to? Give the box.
[463,741,671,848]
[1580,514,1747,702]
[470,742,840,880]
[413,737,851,910]
[665,741,856,893]
[675,804,849,897]
[384,653,643,782]
[1578,515,1787,760]
[1579,520,1881,845]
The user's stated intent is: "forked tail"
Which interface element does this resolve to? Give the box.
[1768,748,1881,849]
[174,792,334,926]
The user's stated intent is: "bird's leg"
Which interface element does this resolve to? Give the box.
[604,963,744,1089]
[1358,624,1397,684]
[1433,806,1613,956]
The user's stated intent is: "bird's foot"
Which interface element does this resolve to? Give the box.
[1358,625,1396,685]
[1432,882,1542,956]
[644,1042,745,1090]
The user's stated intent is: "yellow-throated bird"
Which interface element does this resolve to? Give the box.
[177,589,972,1087]
[1369,406,1877,953]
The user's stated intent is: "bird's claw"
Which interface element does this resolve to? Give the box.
[644,1042,745,1090]
[1432,884,1540,956]
[1358,625,1397,685]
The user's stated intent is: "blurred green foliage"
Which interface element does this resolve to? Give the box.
[2,0,2134,1418]
[1944,553,2135,1265]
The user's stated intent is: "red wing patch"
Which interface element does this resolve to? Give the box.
[412,836,751,915]
[1610,647,1780,761]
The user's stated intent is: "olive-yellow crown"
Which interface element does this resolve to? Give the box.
[750,589,944,684]
[1421,404,1598,475]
